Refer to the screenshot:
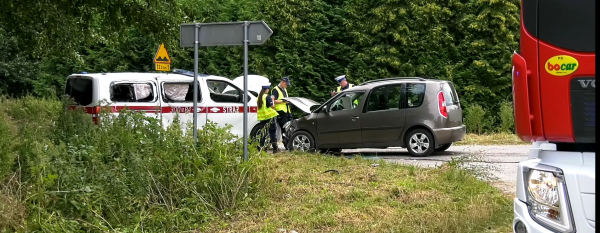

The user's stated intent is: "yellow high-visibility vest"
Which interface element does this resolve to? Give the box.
[257,95,279,121]
[271,85,290,113]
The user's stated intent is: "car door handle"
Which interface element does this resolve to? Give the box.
[351,116,360,121]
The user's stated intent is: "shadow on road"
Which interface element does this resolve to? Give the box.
[333,149,472,158]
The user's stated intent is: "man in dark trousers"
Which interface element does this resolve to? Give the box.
[271,76,292,148]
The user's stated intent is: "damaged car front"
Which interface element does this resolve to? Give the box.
[281,97,322,149]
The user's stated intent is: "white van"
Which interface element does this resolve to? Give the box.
[64,70,264,139]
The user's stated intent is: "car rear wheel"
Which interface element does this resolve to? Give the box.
[435,143,452,152]
[405,129,434,157]
[289,131,316,152]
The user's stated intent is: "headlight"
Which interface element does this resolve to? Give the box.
[524,164,574,232]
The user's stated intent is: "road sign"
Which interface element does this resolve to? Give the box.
[180,21,273,47]
[180,21,273,162]
[153,43,171,71]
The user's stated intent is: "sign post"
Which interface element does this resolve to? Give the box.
[180,21,273,161]
[153,43,171,71]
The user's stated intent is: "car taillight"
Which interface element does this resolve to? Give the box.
[438,91,448,118]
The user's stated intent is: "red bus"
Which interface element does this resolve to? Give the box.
[512,0,595,145]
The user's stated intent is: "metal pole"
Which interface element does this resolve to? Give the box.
[243,21,249,162]
[193,23,199,143]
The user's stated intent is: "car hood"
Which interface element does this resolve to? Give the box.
[230,75,270,95]
[283,97,321,114]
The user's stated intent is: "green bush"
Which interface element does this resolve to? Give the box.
[0,97,263,232]
[465,104,486,135]
[499,101,515,133]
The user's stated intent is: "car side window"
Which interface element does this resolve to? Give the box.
[162,82,202,103]
[207,80,241,103]
[111,83,155,102]
[366,85,402,112]
[406,83,426,108]
[329,92,364,112]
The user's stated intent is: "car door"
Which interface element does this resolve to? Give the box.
[317,91,366,147]
[361,84,406,144]
[205,78,258,139]
[158,79,206,131]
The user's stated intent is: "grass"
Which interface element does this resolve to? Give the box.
[456,133,528,146]
[199,152,514,233]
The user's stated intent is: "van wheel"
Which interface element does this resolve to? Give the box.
[435,143,452,152]
[288,131,316,152]
[250,124,270,150]
[405,129,434,157]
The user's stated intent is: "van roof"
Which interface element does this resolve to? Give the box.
[67,72,231,81]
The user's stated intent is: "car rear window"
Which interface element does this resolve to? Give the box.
[406,83,426,108]
[441,83,458,106]
[65,77,93,106]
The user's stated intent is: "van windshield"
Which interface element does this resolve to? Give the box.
[65,78,93,106]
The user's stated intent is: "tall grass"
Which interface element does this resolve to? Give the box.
[0,96,263,232]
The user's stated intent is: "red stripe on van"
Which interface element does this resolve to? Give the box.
[81,106,258,114]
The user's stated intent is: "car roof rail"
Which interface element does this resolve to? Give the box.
[172,69,209,77]
[358,77,428,86]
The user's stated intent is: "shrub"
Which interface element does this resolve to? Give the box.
[465,104,486,134]
[0,97,263,232]
[499,101,515,133]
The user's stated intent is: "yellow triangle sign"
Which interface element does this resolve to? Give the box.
[153,43,171,64]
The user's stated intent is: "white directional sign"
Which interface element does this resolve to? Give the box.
[180,21,273,47]
[180,21,273,162]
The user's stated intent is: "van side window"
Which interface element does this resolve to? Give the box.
[406,83,426,108]
[207,80,242,103]
[162,83,201,102]
[366,85,402,112]
[110,83,155,102]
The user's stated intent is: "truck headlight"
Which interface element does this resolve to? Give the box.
[524,165,574,232]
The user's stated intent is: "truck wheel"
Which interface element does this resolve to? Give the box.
[435,143,452,152]
[288,131,316,152]
[405,129,435,157]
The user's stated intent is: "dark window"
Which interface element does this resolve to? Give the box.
[366,85,402,112]
[207,80,242,103]
[65,78,93,106]
[110,83,155,102]
[406,83,426,108]
[162,83,201,102]
[538,0,595,53]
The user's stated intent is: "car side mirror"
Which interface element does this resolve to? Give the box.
[322,105,328,113]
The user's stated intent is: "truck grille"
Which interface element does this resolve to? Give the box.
[570,77,595,143]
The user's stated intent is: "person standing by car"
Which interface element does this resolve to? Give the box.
[256,83,280,153]
[272,76,292,147]
[330,75,355,97]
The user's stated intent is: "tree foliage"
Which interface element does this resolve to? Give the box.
[0,0,520,131]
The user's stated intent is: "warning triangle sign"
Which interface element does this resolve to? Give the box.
[153,44,171,64]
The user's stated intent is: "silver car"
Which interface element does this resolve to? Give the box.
[283,77,466,157]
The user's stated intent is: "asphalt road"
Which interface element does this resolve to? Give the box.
[340,145,531,196]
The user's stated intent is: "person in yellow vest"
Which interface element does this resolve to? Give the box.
[331,75,355,96]
[271,76,292,147]
[256,83,280,153]
[331,75,359,106]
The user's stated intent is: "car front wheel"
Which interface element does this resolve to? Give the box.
[288,131,316,152]
[405,129,435,157]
